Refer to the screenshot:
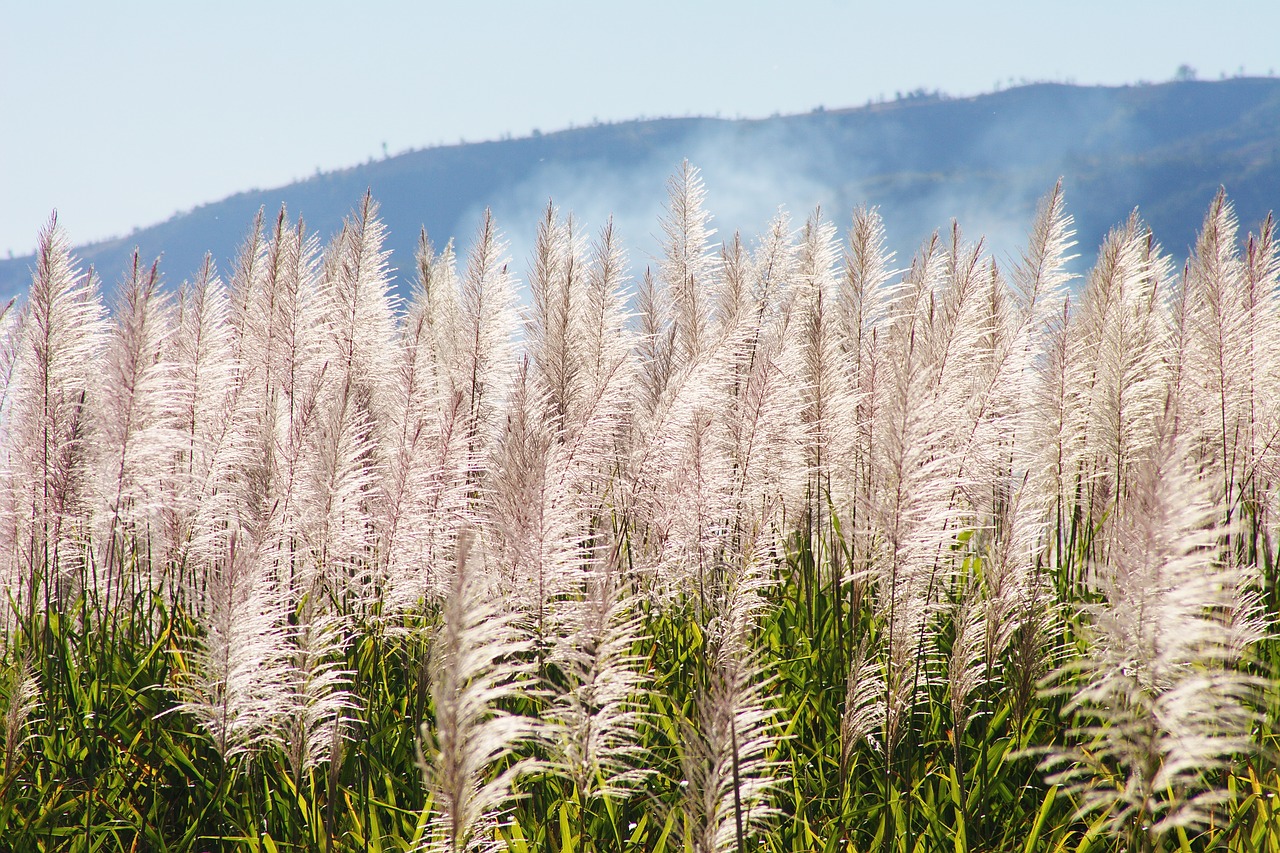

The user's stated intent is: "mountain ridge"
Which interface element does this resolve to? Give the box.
[4,78,1280,296]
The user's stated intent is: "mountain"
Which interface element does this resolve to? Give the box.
[4,78,1280,296]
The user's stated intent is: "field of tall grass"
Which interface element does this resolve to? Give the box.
[0,164,1277,852]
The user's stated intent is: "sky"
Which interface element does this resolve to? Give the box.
[3,0,1279,257]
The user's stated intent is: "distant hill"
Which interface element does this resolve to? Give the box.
[5,78,1280,297]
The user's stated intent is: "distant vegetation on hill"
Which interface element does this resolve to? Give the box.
[4,78,1280,296]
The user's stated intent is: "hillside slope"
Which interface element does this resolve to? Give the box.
[4,78,1279,295]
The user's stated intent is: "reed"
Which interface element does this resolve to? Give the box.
[0,179,1275,853]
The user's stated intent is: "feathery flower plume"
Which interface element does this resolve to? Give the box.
[840,206,896,356]
[792,208,856,542]
[379,232,470,613]
[713,232,752,339]
[454,210,519,478]
[1009,180,1077,334]
[1042,425,1266,844]
[318,192,399,426]
[0,215,106,621]
[570,218,635,453]
[382,234,475,612]
[417,532,537,853]
[711,215,807,543]
[281,611,357,786]
[661,161,717,371]
[525,202,582,432]
[487,362,584,642]
[1070,214,1173,552]
[959,187,1075,694]
[565,220,636,513]
[840,206,896,580]
[301,195,398,614]
[543,560,652,804]
[627,363,735,609]
[634,268,675,421]
[0,658,38,779]
[679,536,783,853]
[164,257,245,600]
[228,208,323,561]
[91,252,177,604]
[0,297,21,433]
[625,172,738,604]
[0,299,21,615]
[847,235,964,765]
[174,530,293,762]
[261,209,324,420]
[1011,183,1078,570]
[1176,190,1280,537]
[412,230,463,383]
[1238,212,1280,523]
[923,224,991,446]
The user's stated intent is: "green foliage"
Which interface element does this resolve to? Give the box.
[0,531,1275,852]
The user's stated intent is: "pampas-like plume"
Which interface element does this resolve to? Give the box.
[543,562,652,803]
[1012,184,1078,564]
[566,221,636,509]
[848,235,965,764]
[412,230,463,383]
[281,612,357,785]
[525,203,582,432]
[174,529,293,762]
[228,208,323,548]
[0,298,21,432]
[840,206,896,359]
[164,257,246,600]
[1009,180,1077,333]
[1042,425,1266,844]
[626,255,738,607]
[1176,190,1280,530]
[91,252,178,603]
[839,206,896,580]
[0,300,23,625]
[319,192,400,426]
[0,215,106,621]
[417,532,537,853]
[661,161,718,371]
[571,219,635,454]
[1239,213,1280,519]
[487,362,585,641]
[454,210,520,479]
[634,268,675,421]
[523,207,637,503]
[712,215,807,544]
[680,660,781,853]
[259,209,324,417]
[0,658,38,779]
[228,206,323,410]
[380,233,476,612]
[292,368,379,613]
[956,188,1075,685]
[299,195,397,614]
[720,307,806,546]
[627,367,735,609]
[379,232,471,613]
[713,232,752,339]
[1070,214,1173,549]
[679,536,783,853]
[792,208,857,538]
[923,225,992,449]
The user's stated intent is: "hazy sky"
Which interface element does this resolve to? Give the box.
[3,0,1278,255]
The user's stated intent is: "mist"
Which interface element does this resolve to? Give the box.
[1,79,1274,303]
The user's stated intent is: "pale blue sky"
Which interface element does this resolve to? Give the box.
[3,1,1277,255]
